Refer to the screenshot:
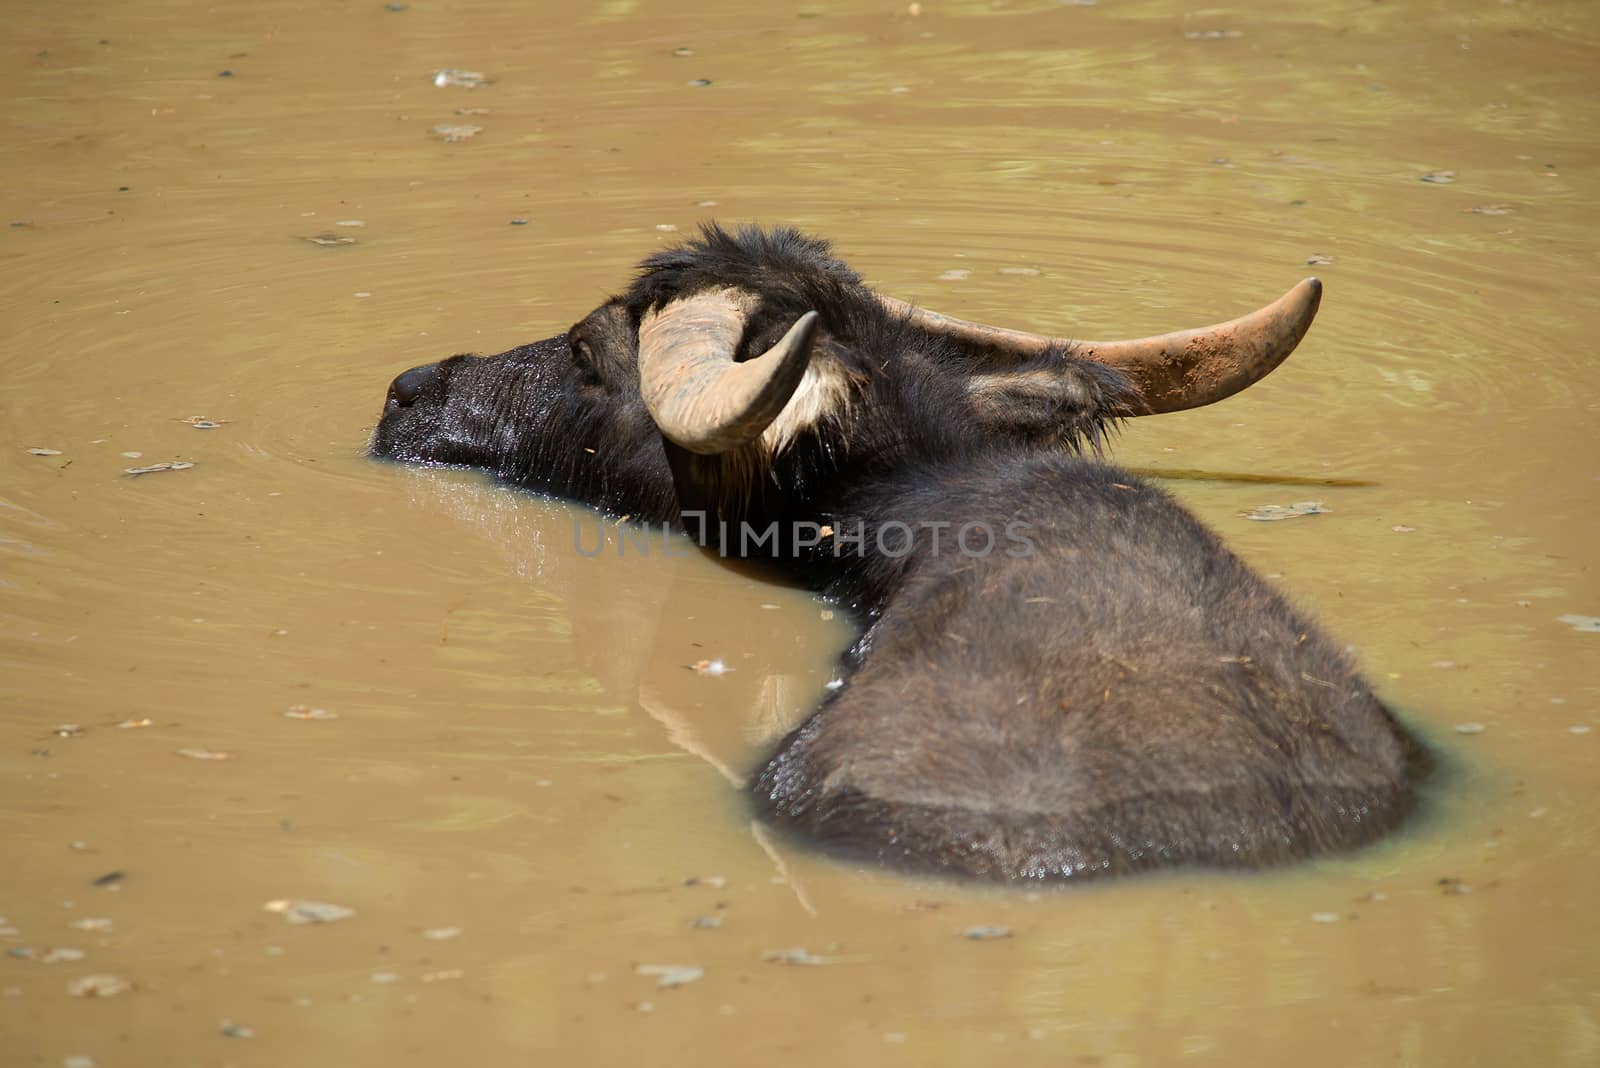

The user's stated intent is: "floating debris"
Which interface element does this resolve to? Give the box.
[70,918,112,933]
[123,461,195,477]
[121,451,142,459]
[1305,253,1335,266]
[302,233,355,247]
[690,659,730,677]
[689,915,723,929]
[1464,203,1514,215]
[334,219,365,227]
[962,925,1013,941]
[1454,722,1486,735]
[66,975,131,998]
[432,123,483,143]
[91,871,125,888]
[1420,170,1457,184]
[64,1056,96,1068]
[1438,877,1473,895]
[683,874,727,889]
[997,266,1041,277]
[10,946,86,963]
[688,78,713,88]
[937,268,971,281]
[176,747,233,760]
[220,1020,255,1038]
[655,223,678,232]
[26,447,63,456]
[1569,725,1592,735]
[181,415,230,428]
[55,724,83,738]
[1391,524,1417,533]
[370,971,400,984]
[263,899,354,925]
[455,107,490,116]
[420,969,463,982]
[1310,912,1340,923]
[672,47,694,57]
[433,69,489,88]
[1557,614,1600,633]
[1240,501,1328,522]
[509,218,529,226]
[284,705,337,720]
[116,718,153,729]
[761,947,831,966]
[421,926,461,940]
[636,963,704,988]
[1184,29,1242,40]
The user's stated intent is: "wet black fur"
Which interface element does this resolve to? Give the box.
[371,224,1423,883]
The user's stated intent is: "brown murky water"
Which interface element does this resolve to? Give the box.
[3,0,1597,1063]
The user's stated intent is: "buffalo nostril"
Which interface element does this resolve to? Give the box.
[388,364,441,408]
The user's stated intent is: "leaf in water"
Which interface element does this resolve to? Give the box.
[303,233,355,247]
[761,947,831,965]
[66,974,132,998]
[1557,614,1600,633]
[11,946,87,963]
[421,968,464,982]
[1420,170,1457,184]
[432,124,483,143]
[263,899,355,924]
[1240,501,1328,522]
[432,69,490,88]
[636,963,704,988]
[284,704,337,720]
[963,925,1013,940]
[176,747,232,760]
[124,461,196,476]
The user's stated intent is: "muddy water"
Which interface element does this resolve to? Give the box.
[2,0,1596,1063]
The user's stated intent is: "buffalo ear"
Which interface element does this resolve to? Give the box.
[963,357,1130,449]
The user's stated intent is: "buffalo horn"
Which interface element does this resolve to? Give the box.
[878,278,1322,414]
[637,288,821,454]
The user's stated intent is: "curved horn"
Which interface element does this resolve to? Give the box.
[638,288,820,455]
[877,278,1322,414]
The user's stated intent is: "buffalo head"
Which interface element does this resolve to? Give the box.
[371,225,1320,535]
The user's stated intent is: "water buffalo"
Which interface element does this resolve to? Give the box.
[372,224,1423,881]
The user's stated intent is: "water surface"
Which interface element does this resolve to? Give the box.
[2,0,1597,1064]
